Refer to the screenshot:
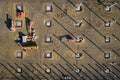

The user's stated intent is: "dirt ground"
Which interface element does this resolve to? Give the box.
[0,0,120,80]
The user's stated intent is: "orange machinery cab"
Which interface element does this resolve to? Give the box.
[17,12,25,18]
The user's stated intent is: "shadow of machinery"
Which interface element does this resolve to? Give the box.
[14,32,25,44]
[4,14,12,30]
[59,34,73,41]
[25,17,31,33]
[97,0,105,3]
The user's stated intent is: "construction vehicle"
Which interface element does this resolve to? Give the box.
[59,35,83,43]
[12,3,38,50]
[21,20,38,49]
[59,35,75,43]
[16,3,25,18]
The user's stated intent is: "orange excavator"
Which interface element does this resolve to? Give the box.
[16,2,25,18]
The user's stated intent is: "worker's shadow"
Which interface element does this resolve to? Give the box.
[4,14,11,30]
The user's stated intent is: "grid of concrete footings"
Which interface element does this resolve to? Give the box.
[0,0,120,80]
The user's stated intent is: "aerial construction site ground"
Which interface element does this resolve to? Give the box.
[0,0,120,80]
